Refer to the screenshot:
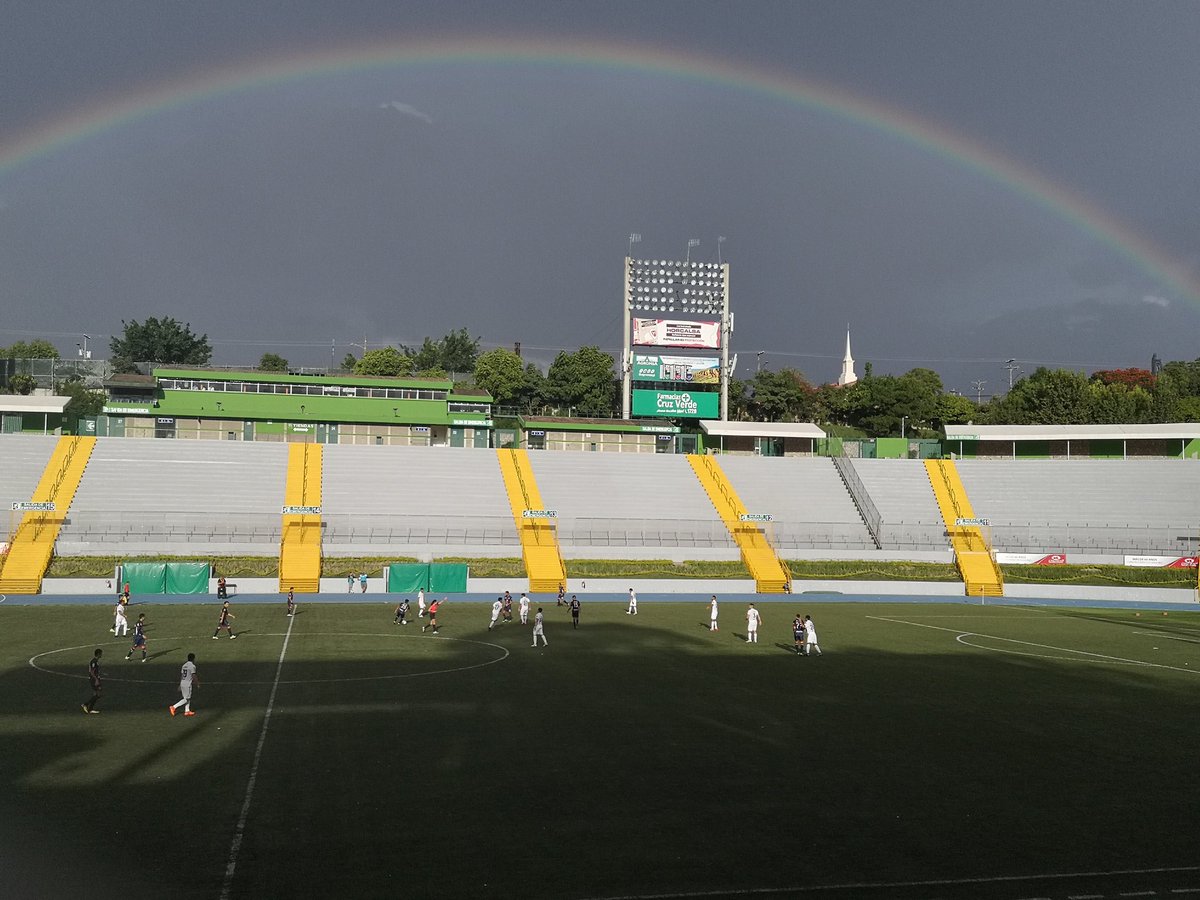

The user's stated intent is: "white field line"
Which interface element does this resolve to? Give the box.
[576,864,1200,899]
[866,616,1199,677]
[1131,630,1200,644]
[219,612,295,900]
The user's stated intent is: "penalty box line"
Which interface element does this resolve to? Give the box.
[219,611,296,900]
[867,616,1200,677]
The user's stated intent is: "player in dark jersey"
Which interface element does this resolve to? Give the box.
[793,614,805,655]
[213,601,236,639]
[82,648,103,713]
[394,598,410,625]
[286,588,296,617]
[502,593,513,622]
[556,583,566,606]
[569,594,581,628]
[126,614,149,661]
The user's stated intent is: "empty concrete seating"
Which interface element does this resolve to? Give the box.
[59,439,288,553]
[0,435,59,515]
[716,456,874,550]
[528,452,733,548]
[321,445,518,551]
[849,459,948,550]
[957,459,1200,555]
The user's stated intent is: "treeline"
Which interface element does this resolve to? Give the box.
[6,321,1200,436]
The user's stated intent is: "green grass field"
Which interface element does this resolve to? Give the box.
[2,598,1199,900]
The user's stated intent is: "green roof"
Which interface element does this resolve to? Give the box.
[153,367,453,390]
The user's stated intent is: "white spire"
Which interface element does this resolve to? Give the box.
[838,326,858,386]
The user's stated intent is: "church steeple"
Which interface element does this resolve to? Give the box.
[838,326,858,387]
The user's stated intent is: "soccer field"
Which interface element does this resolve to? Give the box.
[2,597,1198,900]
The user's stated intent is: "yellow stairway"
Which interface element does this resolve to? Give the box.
[0,436,96,594]
[925,459,1004,597]
[687,454,790,593]
[279,443,322,593]
[496,449,566,593]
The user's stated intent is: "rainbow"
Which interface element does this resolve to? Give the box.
[2,35,1196,303]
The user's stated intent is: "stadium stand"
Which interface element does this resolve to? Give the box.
[0,435,58,515]
[957,459,1200,556]
[848,459,949,550]
[321,444,518,552]
[57,439,288,554]
[527,451,734,548]
[716,456,875,550]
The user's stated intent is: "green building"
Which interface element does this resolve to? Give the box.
[100,368,493,447]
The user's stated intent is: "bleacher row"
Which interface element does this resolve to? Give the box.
[2,435,1196,559]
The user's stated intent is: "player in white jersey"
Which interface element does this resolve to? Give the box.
[531,608,548,647]
[804,615,822,655]
[626,588,638,615]
[489,598,502,630]
[519,593,530,624]
[112,599,128,637]
[417,589,426,618]
[708,595,719,632]
[745,604,762,643]
[169,653,199,717]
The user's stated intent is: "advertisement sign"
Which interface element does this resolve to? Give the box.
[632,389,720,419]
[633,318,721,349]
[282,505,322,515]
[521,510,558,519]
[955,517,990,527]
[1124,555,1198,568]
[633,354,720,383]
[739,514,773,522]
[12,501,56,512]
[995,553,1067,565]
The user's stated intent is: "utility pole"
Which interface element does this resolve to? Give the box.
[756,350,765,374]
[1004,359,1022,389]
[971,380,987,405]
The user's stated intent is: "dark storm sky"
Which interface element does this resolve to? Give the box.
[2,1,1199,395]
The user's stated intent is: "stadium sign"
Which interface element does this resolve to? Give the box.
[1124,555,1198,568]
[282,505,322,515]
[739,513,773,522]
[632,318,721,349]
[632,389,719,419]
[995,553,1067,565]
[452,419,492,426]
[633,354,720,384]
[12,502,55,511]
[955,517,990,527]
[522,509,558,519]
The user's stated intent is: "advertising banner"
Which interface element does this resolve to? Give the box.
[995,553,1067,565]
[633,354,720,383]
[632,389,720,418]
[1123,555,1198,568]
[633,318,721,349]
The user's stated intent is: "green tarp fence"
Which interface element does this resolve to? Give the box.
[386,563,468,594]
[120,562,211,595]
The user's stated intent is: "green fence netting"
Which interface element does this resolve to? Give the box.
[120,562,211,595]
[386,563,468,594]
[429,563,468,593]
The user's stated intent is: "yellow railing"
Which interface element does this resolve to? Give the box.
[279,443,322,593]
[688,454,790,593]
[925,459,1003,597]
[496,449,566,592]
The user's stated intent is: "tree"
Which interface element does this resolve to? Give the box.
[402,328,480,375]
[8,373,36,395]
[517,362,547,411]
[933,392,978,428]
[340,353,359,371]
[2,339,59,359]
[258,353,289,372]
[747,368,816,421]
[985,367,1092,425]
[545,346,616,416]
[110,317,211,373]
[353,347,411,377]
[57,380,105,424]
[1091,367,1155,391]
[473,348,525,405]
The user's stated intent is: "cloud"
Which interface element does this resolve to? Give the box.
[1141,294,1170,308]
[378,101,432,124]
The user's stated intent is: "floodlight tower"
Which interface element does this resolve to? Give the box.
[622,251,732,420]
